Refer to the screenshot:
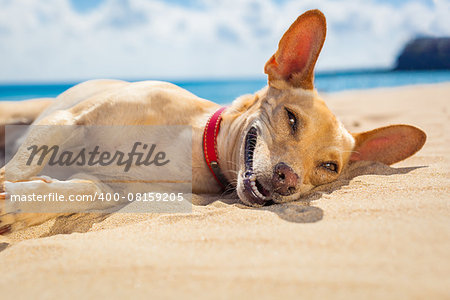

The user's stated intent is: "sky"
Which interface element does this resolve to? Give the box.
[0,0,449,82]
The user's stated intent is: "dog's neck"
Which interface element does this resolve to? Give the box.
[214,92,262,186]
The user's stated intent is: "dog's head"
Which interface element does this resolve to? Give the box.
[232,10,426,206]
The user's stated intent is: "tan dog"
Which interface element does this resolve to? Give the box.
[0,10,426,233]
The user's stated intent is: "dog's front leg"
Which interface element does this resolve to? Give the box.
[0,111,80,234]
[0,173,118,234]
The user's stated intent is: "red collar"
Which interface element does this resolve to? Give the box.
[203,106,229,189]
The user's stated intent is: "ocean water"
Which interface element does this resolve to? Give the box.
[0,70,449,104]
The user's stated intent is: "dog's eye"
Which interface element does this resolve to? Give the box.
[320,162,338,173]
[285,108,297,132]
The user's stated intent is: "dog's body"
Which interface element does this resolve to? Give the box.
[0,10,426,234]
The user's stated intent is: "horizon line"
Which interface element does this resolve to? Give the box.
[3,68,448,86]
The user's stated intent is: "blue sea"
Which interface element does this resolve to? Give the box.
[1,70,449,104]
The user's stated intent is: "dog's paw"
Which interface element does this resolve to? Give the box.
[0,192,15,235]
[0,167,5,193]
[0,191,58,235]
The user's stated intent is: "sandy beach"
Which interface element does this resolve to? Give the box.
[1,83,449,299]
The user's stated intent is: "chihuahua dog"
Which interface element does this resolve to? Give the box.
[0,10,425,234]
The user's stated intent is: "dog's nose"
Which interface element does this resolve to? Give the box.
[272,162,299,196]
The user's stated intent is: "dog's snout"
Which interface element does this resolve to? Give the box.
[272,162,298,196]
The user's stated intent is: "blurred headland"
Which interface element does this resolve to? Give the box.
[395,37,450,71]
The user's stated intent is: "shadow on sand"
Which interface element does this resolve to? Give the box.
[207,161,425,224]
[263,161,425,223]
[0,161,425,247]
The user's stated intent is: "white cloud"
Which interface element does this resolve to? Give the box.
[0,0,448,82]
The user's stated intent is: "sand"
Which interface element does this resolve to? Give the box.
[1,83,449,299]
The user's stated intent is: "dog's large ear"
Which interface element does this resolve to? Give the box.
[350,125,426,165]
[264,9,326,90]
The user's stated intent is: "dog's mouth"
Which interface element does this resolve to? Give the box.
[241,126,272,206]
